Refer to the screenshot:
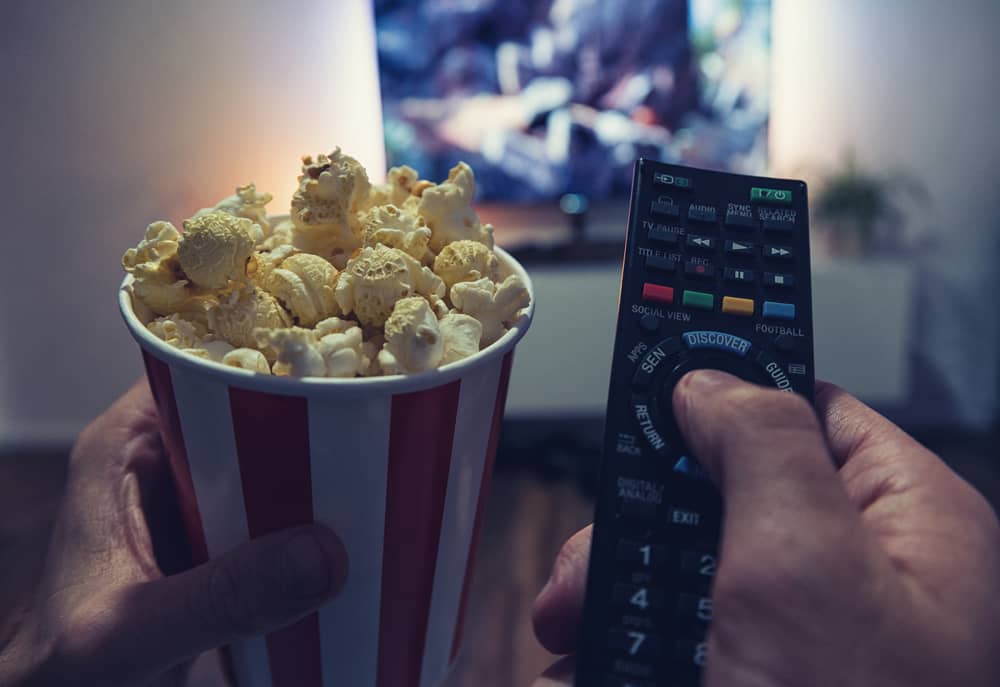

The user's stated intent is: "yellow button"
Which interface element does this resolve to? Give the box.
[722,296,755,316]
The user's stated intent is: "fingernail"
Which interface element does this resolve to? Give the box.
[679,368,739,393]
[282,532,332,599]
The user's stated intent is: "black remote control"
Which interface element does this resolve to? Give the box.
[575,160,815,687]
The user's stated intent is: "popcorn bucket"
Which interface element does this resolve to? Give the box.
[119,246,533,687]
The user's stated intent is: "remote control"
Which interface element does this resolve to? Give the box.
[575,160,815,687]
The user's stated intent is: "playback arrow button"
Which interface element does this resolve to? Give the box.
[686,234,715,250]
[724,240,755,255]
[763,245,794,259]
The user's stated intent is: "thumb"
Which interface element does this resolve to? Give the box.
[122,524,347,670]
[672,370,857,546]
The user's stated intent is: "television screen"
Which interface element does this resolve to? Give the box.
[375,0,771,205]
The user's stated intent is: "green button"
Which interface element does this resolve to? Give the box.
[682,290,714,310]
[751,187,793,204]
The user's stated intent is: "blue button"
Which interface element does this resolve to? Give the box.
[682,330,752,357]
[763,301,796,320]
[673,456,710,481]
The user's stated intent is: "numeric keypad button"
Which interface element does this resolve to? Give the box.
[616,540,667,568]
[677,593,713,622]
[680,550,718,579]
[673,639,709,669]
[609,629,662,659]
[613,583,666,611]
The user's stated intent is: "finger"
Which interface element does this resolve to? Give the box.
[531,655,576,686]
[815,381,998,536]
[672,370,859,549]
[533,526,591,654]
[111,524,348,673]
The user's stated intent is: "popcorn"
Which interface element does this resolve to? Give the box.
[290,148,371,267]
[123,221,216,321]
[147,314,206,349]
[378,297,444,374]
[252,248,340,327]
[196,183,274,236]
[419,162,494,254]
[182,340,235,363]
[361,204,432,263]
[255,324,374,378]
[450,275,531,346]
[124,149,529,378]
[178,212,261,289]
[366,165,432,209]
[222,348,272,373]
[315,321,376,378]
[254,327,326,378]
[335,244,445,328]
[208,286,292,349]
[438,313,482,366]
[433,240,499,290]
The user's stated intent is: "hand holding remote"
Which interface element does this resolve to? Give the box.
[534,371,1000,687]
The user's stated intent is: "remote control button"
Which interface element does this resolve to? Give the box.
[721,296,755,316]
[763,301,796,320]
[647,225,680,244]
[763,272,794,288]
[613,583,667,610]
[773,333,797,352]
[651,196,680,217]
[633,396,669,453]
[677,593,713,622]
[642,283,674,305]
[644,255,677,273]
[686,234,715,250]
[653,171,693,190]
[754,349,793,391]
[674,639,709,669]
[750,186,793,204]
[680,550,718,578]
[616,540,667,567]
[681,290,715,311]
[687,204,717,223]
[763,244,794,259]
[724,202,755,229]
[609,629,662,659]
[763,217,796,232]
[668,506,703,527]
[683,261,714,279]
[639,314,661,334]
[632,338,682,390]
[681,330,751,357]
[724,239,754,255]
[723,267,754,283]
[672,455,710,481]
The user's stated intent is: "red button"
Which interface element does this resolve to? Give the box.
[642,283,674,304]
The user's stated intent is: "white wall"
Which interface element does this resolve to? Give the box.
[769,0,1000,428]
[0,0,385,449]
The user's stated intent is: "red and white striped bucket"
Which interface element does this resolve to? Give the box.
[119,247,534,687]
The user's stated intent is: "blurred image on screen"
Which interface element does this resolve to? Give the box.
[375,0,771,204]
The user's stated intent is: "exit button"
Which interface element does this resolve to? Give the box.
[751,187,793,204]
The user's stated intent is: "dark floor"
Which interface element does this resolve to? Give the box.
[1,422,997,686]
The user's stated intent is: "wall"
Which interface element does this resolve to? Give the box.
[0,0,385,449]
[769,0,1000,428]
